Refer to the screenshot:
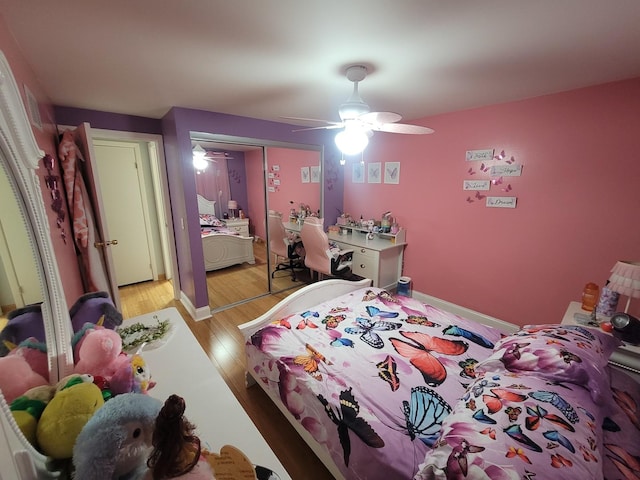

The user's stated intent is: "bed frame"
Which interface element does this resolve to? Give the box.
[197,194,255,271]
[238,280,640,479]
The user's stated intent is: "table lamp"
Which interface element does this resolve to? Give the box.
[607,260,640,313]
[227,200,238,219]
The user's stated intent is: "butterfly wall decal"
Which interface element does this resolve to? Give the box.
[402,386,451,446]
[317,387,385,466]
[468,167,476,175]
[345,317,402,349]
[492,176,503,185]
[480,162,490,172]
[389,331,468,386]
[475,191,486,200]
[376,355,400,391]
[493,150,506,161]
[501,183,512,192]
[293,343,333,380]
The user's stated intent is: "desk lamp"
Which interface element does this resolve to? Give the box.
[227,200,238,219]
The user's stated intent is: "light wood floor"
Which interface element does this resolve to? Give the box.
[119,263,334,479]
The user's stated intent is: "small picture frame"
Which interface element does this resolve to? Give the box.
[384,162,400,184]
[368,162,381,183]
[301,166,310,183]
[352,163,364,183]
[310,165,320,183]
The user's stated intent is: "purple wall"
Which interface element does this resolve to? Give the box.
[160,107,336,311]
[55,106,162,134]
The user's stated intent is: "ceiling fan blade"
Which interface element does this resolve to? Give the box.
[292,124,344,132]
[359,111,402,124]
[281,116,342,126]
[375,122,435,134]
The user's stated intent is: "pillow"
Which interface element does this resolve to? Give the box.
[199,214,224,227]
[415,371,606,480]
[475,324,621,404]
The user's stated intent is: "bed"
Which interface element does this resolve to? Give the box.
[238,280,640,480]
[197,194,255,271]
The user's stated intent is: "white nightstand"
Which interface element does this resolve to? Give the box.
[226,218,250,237]
[561,301,640,375]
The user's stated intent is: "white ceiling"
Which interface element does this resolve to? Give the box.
[3,0,640,128]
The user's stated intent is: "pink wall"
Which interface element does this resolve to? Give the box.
[0,15,84,307]
[245,149,266,239]
[266,147,321,218]
[344,77,640,326]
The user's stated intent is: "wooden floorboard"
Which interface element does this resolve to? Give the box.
[119,259,335,479]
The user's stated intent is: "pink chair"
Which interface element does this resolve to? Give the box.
[268,210,303,280]
[300,217,353,281]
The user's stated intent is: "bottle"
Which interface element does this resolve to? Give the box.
[596,281,620,317]
[581,282,599,311]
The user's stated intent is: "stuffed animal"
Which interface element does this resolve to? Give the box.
[144,394,216,480]
[36,379,104,459]
[73,323,154,395]
[9,384,56,445]
[72,393,163,480]
[0,354,48,403]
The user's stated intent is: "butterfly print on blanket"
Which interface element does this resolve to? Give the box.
[345,317,402,349]
[525,405,575,432]
[402,386,451,446]
[389,331,468,386]
[322,314,346,330]
[362,289,399,305]
[317,387,385,466]
[376,355,400,391]
[482,388,526,414]
[528,390,579,424]
[446,439,485,476]
[293,343,332,380]
[442,325,494,349]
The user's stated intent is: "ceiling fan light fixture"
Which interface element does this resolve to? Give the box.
[335,127,369,155]
[192,144,208,171]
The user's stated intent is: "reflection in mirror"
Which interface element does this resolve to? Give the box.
[191,138,270,311]
[189,134,323,312]
[0,50,72,476]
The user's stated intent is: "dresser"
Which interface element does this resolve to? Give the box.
[328,229,406,290]
[226,218,250,237]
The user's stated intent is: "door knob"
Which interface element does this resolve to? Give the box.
[94,239,119,247]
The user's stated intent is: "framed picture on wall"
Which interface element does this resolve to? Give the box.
[310,165,320,183]
[368,162,381,183]
[384,162,400,184]
[352,163,364,183]
[301,166,310,183]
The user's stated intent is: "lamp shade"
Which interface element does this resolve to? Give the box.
[608,261,640,298]
[335,128,369,155]
[227,200,238,210]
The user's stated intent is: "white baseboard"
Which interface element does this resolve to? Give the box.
[179,291,212,321]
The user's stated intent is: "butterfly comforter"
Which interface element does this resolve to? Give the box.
[246,287,510,479]
[246,288,640,480]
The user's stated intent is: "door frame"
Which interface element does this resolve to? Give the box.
[88,128,179,300]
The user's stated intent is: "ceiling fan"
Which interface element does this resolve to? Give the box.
[192,144,234,171]
[284,65,434,155]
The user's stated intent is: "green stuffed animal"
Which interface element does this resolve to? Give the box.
[36,378,104,459]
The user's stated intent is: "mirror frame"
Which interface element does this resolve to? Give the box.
[0,50,72,475]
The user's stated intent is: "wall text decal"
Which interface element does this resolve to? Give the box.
[463,180,490,190]
[466,149,494,161]
[490,164,522,177]
[486,196,517,208]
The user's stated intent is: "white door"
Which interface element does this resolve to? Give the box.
[73,123,121,309]
[92,140,154,286]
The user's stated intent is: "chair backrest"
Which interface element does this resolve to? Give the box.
[267,210,288,258]
[300,217,330,274]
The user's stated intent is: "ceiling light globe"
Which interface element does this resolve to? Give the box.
[193,156,208,171]
[335,129,369,155]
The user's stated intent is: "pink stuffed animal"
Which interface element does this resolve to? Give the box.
[73,325,154,395]
[0,355,48,403]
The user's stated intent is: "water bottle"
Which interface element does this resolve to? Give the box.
[581,282,599,311]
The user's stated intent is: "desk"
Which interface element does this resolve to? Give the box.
[132,308,291,479]
[561,301,640,375]
[328,231,406,290]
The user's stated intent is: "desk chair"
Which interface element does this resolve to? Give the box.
[300,217,354,281]
[268,210,303,281]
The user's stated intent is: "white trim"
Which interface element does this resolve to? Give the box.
[0,49,67,477]
[180,290,212,321]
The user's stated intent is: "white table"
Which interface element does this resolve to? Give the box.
[561,301,640,375]
[132,307,290,479]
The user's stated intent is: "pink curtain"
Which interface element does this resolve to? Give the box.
[195,158,231,218]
